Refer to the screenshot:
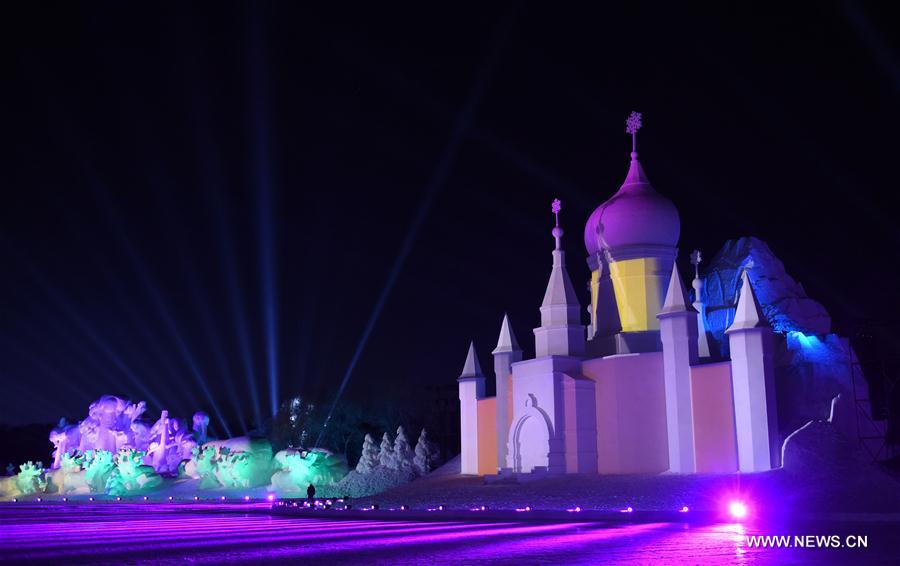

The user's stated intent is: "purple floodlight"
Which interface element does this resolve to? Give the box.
[728,501,748,520]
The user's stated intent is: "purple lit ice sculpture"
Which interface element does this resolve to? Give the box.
[193,412,210,444]
[49,419,81,470]
[146,410,197,474]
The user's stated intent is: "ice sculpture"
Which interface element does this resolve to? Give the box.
[50,397,204,474]
[49,419,81,470]
[188,437,275,489]
[15,462,46,495]
[106,449,163,495]
[145,410,196,474]
[76,396,151,455]
[270,448,348,492]
[192,412,210,444]
[83,450,116,493]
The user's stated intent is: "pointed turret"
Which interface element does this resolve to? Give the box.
[535,199,585,357]
[726,270,767,333]
[726,268,778,472]
[658,262,693,316]
[492,314,523,473]
[459,340,485,379]
[658,262,699,473]
[492,314,521,354]
[458,340,486,475]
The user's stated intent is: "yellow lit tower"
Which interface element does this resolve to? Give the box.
[584,112,681,354]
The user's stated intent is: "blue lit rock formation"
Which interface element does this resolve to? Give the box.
[702,237,831,353]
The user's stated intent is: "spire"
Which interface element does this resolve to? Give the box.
[492,313,521,354]
[459,341,485,379]
[726,270,768,333]
[690,249,711,358]
[623,111,651,188]
[541,198,580,312]
[658,262,693,316]
[535,198,584,357]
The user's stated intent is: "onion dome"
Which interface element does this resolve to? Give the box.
[584,112,680,257]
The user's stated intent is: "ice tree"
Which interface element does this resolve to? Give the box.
[355,434,379,474]
[84,450,116,493]
[378,432,394,468]
[392,427,414,472]
[192,445,222,489]
[413,429,438,475]
[106,449,163,496]
[15,461,46,494]
[217,449,253,489]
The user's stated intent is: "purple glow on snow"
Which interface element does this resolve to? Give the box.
[0,503,807,563]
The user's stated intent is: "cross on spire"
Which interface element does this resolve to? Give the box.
[625,111,642,153]
[551,198,563,250]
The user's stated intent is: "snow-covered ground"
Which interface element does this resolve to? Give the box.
[355,455,900,514]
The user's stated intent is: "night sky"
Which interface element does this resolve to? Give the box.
[3,2,899,433]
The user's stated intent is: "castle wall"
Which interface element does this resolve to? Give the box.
[583,352,668,473]
[690,361,738,473]
[476,397,498,475]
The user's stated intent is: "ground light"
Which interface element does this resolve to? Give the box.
[728,501,749,520]
[680,505,689,513]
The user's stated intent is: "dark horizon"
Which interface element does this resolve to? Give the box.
[3,2,899,434]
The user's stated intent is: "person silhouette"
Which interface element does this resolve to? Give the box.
[307,483,316,505]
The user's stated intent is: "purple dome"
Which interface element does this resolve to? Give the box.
[584,153,680,256]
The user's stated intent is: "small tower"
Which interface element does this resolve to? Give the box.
[658,262,699,473]
[492,314,522,471]
[534,199,585,357]
[690,250,712,358]
[458,341,486,475]
[727,270,779,472]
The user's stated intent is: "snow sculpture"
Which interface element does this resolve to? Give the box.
[83,450,116,493]
[192,412,210,444]
[270,448,349,492]
[106,449,163,496]
[69,396,151,457]
[378,432,394,468]
[413,429,438,474]
[49,419,82,470]
[355,433,380,474]
[188,437,275,489]
[15,461,46,495]
[392,426,414,472]
[51,397,210,475]
[58,452,89,495]
[146,410,197,474]
[192,445,221,489]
